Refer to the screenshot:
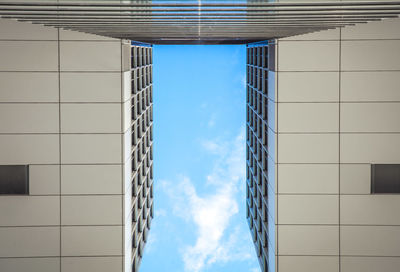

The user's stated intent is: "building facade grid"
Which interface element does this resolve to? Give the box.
[246,42,276,272]
[130,45,154,272]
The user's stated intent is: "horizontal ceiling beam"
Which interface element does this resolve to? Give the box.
[0,1,399,44]
[12,14,397,20]
[1,7,400,13]
[0,1,399,8]
[2,11,399,17]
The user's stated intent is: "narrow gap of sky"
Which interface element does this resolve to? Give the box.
[140,45,261,272]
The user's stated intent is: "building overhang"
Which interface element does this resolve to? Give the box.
[0,0,400,44]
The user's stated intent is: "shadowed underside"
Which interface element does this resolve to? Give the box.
[0,0,400,44]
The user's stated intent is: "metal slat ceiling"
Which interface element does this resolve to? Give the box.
[0,0,399,44]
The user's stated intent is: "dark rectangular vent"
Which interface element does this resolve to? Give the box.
[371,164,400,194]
[0,165,29,195]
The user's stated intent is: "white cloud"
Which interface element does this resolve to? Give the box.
[181,177,239,272]
[162,128,250,272]
[207,114,216,128]
[156,208,167,217]
[204,129,246,188]
[201,140,222,154]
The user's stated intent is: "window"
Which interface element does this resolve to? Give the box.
[132,176,137,197]
[132,153,136,171]
[132,229,137,247]
[0,165,29,195]
[371,164,400,194]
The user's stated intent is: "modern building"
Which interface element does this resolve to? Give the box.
[0,19,153,272]
[0,1,399,272]
[246,18,400,272]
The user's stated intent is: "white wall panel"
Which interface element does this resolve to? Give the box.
[62,257,122,272]
[340,164,371,194]
[0,135,59,164]
[0,72,58,102]
[278,103,338,133]
[341,103,400,133]
[278,195,338,224]
[61,165,122,195]
[0,258,60,272]
[341,18,400,40]
[278,72,339,102]
[341,40,400,71]
[61,134,121,164]
[278,225,339,256]
[61,226,122,256]
[61,196,122,225]
[60,29,118,41]
[278,134,338,163]
[29,165,60,195]
[278,164,338,194]
[341,195,400,225]
[341,226,400,256]
[341,72,400,102]
[61,104,121,133]
[0,196,59,226]
[0,227,59,257]
[0,104,59,133]
[278,41,339,71]
[60,41,121,71]
[341,134,400,163]
[279,256,339,272]
[280,28,340,41]
[60,72,121,103]
[0,41,58,71]
[341,257,400,272]
[0,19,57,40]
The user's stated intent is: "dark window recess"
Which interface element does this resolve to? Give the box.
[268,43,276,72]
[0,165,29,195]
[371,164,400,194]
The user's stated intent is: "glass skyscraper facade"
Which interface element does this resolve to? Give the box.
[130,44,154,272]
[246,42,275,272]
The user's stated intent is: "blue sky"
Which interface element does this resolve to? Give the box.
[140,45,260,272]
